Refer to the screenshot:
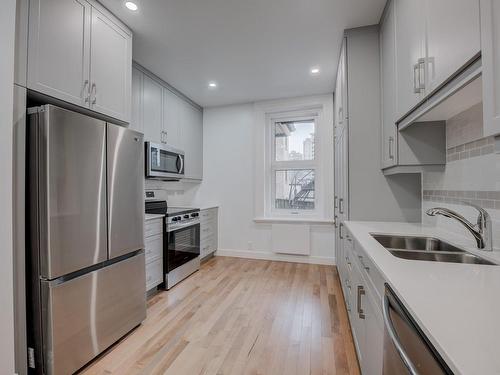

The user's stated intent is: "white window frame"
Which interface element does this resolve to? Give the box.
[265,109,322,218]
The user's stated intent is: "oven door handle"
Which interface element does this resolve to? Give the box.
[167,221,200,233]
[383,294,419,375]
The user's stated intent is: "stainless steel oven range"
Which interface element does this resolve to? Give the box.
[145,200,200,289]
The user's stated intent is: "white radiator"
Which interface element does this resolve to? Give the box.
[271,224,310,255]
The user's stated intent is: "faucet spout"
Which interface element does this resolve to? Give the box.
[426,205,493,251]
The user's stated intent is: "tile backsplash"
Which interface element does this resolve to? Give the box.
[422,102,500,249]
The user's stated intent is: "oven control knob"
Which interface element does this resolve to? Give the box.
[176,216,182,221]
[172,217,178,222]
[184,214,190,219]
[191,213,198,217]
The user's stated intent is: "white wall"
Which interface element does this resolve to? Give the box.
[194,97,335,264]
[0,0,17,373]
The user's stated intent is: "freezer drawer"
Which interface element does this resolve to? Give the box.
[107,124,145,259]
[40,252,146,375]
[29,105,108,279]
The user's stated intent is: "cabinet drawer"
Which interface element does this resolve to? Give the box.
[200,234,214,249]
[145,258,163,290]
[145,234,162,263]
[200,209,217,221]
[349,238,384,304]
[201,223,215,239]
[145,219,163,238]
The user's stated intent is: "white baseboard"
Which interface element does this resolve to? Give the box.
[215,248,335,265]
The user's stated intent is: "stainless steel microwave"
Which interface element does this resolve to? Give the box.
[145,142,185,180]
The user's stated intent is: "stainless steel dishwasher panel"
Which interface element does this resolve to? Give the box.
[382,284,452,375]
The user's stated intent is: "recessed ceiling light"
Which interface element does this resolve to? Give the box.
[208,81,218,89]
[310,67,320,75]
[125,1,138,11]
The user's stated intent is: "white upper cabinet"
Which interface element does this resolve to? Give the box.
[132,65,204,180]
[181,102,203,180]
[162,88,182,149]
[89,7,132,122]
[380,1,398,169]
[394,0,480,120]
[395,0,426,119]
[28,0,91,107]
[334,42,347,138]
[27,0,132,122]
[425,0,480,92]
[481,0,500,136]
[142,74,163,143]
[130,67,143,133]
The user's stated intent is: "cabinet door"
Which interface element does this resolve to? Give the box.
[335,42,348,137]
[89,7,132,122]
[181,102,203,180]
[130,67,144,133]
[142,75,163,143]
[380,0,398,169]
[162,89,182,148]
[362,290,384,375]
[395,0,426,119]
[350,264,366,363]
[27,0,91,107]
[481,0,500,136]
[425,0,480,93]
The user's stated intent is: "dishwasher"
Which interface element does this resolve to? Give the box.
[382,284,454,375]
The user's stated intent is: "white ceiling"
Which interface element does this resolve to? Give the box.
[100,0,386,107]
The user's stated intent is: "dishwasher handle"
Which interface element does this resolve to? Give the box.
[383,294,420,375]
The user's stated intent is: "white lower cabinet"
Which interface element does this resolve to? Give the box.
[339,231,384,375]
[200,208,218,259]
[145,218,164,291]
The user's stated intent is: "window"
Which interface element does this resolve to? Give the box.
[269,117,318,214]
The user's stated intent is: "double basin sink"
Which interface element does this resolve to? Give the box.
[371,234,496,265]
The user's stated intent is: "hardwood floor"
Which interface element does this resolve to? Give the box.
[81,257,360,375]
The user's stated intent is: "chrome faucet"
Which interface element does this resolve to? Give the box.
[426,204,493,251]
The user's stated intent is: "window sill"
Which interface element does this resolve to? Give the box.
[253,217,334,225]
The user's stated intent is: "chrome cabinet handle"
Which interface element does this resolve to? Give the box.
[339,222,344,239]
[339,198,344,214]
[334,214,338,228]
[413,63,420,94]
[389,136,394,160]
[91,83,97,105]
[345,256,351,266]
[334,195,338,209]
[358,255,369,271]
[383,295,419,375]
[83,80,90,103]
[357,286,365,319]
[413,58,425,94]
[418,58,426,93]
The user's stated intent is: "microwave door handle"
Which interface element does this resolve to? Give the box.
[383,294,419,375]
[178,155,184,174]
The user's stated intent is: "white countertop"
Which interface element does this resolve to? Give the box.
[145,213,165,221]
[344,221,500,375]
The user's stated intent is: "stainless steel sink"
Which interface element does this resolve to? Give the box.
[371,234,497,265]
[389,250,496,265]
[372,234,465,252]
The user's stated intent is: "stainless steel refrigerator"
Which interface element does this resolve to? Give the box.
[26,105,146,375]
